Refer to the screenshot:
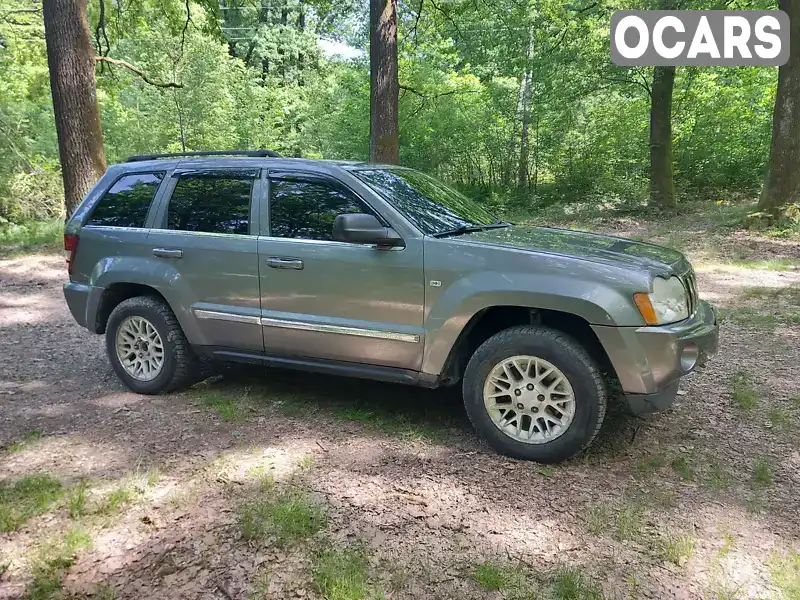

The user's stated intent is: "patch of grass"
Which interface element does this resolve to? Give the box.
[0,474,64,532]
[634,453,668,476]
[585,504,611,536]
[67,479,89,519]
[752,457,774,488]
[705,463,732,493]
[248,568,270,600]
[728,258,800,271]
[671,455,694,480]
[585,501,646,542]
[313,543,378,600]
[730,371,759,410]
[0,219,63,257]
[550,567,605,600]
[720,305,800,330]
[91,584,118,600]
[768,550,800,599]
[660,533,696,566]
[616,502,647,542]
[7,428,45,453]
[27,528,92,600]
[96,485,137,515]
[474,562,510,590]
[768,407,795,432]
[472,561,531,599]
[196,389,249,422]
[331,405,449,443]
[297,454,316,470]
[747,491,766,515]
[718,533,736,557]
[238,486,325,546]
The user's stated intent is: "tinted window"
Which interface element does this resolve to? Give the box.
[88,173,163,228]
[269,178,375,241]
[167,173,254,235]
[354,168,497,235]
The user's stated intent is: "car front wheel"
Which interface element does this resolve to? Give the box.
[462,325,607,463]
[105,296,197,394]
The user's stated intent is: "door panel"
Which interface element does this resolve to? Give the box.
[257,173,425,370]
[147,169,263,351]
[146,230,263,350]
[257,237,425,369]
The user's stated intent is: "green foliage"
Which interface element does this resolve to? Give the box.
[0,219,63,256]
[0,0,783,222]
[752,457,774,488]
[550,567,605,600]
[660,533,696,566]
[768,550,800,600]
[27,528,92,600]
[313,543,379,600]
[238,480,325,546]
[6,428,45,453]
[671,455,694,481]
[730,372,759,410]
[0,474,64,532]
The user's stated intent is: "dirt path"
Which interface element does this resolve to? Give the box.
[1,237,798,600]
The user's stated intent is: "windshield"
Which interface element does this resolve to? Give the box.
[353,168,498,236]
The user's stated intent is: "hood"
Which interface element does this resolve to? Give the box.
[458,225,685,272]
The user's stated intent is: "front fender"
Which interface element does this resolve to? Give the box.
[421,271,640,375]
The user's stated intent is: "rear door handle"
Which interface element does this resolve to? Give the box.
[152,248,183,259]
[266,257,304,270]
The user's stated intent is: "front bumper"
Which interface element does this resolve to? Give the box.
[592,300,719,416]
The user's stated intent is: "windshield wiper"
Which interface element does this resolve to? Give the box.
[431,221,512,238]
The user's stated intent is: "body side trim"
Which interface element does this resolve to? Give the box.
[193,309,421,343]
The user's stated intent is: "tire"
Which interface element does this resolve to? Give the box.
[462,325,607,463]
[105,296,197,394]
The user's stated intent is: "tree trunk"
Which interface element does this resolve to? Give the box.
[43,0,107,217]
[759,0,800,219]
[649,66,676,210]
[517,69,532,193]
[369,0,399,164]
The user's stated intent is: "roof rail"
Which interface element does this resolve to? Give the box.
[125,150,281,162]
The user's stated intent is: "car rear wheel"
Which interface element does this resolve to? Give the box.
[106,296,197,394]
[462,325,607,463]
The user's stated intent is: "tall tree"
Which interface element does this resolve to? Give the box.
[759,0,800,219]
[650,65,676,209]
[369,0,399,163]
[43,0,107,216]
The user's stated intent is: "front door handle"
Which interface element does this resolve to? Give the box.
[152,248,183,259]
[266,257,304,270]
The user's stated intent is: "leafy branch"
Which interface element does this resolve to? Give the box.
[94,57,183,88]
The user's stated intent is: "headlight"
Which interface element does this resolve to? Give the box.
[633,276,689,325]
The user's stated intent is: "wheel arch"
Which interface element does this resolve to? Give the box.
[435,305,619,387]
[93,282,170,334]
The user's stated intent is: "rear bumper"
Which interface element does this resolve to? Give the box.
[63,281,93,330]
[593,300,719,416]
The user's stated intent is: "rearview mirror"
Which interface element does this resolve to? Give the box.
[332,213,404,248]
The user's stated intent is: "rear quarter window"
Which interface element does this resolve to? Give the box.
[87,172,164,228]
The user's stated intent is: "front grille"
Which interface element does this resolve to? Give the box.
[680,269,698,316]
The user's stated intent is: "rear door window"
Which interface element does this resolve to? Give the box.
[166,171,256,235]
[87,173,164,228]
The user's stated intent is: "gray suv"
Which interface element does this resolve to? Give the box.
[63,150,719,463]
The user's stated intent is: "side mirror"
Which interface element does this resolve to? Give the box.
[332,213,404,248]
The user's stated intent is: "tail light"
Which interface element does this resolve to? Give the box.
[64,233,79,274]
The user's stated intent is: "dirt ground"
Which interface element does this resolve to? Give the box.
[1,219,799,600]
